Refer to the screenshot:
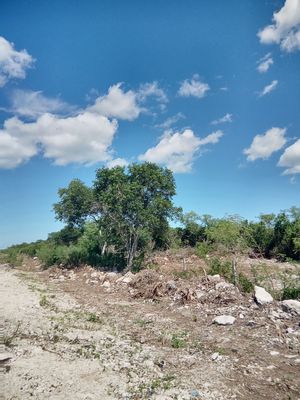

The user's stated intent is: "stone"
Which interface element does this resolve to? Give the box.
[213,315,236,325]
[270,351,280,356]
[281,300,300,316]
[207,274,221,282]
[215,282,234,290]
[102,281,111,288]
[0,352,13,361]
[90,272,98,278]
[211,352,220,361]
[254,285,273,305]
[166,280,177,290]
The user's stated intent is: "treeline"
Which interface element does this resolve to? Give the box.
[1,163,300,270]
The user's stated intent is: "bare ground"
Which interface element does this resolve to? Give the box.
[0,259,299,400]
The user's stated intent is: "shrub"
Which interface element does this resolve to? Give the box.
[195,242,212,258]
[238,272,254,293]
[208,258,233,281]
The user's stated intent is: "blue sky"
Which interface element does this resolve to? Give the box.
[0,0,300,248]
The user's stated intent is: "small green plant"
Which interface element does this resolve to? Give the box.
[208,258,232,281]
[39,294,48,307]
[195,242,212,259]
[86,312,102,323]
[171,332,187,348]
[238,273,254,293]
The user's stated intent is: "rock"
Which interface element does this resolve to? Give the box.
[270,351,280,356]
[213,315,236,325]
[211,352,220,361]
[254,285,273,305]
[190,389,201,398]
[215,281,235,290]
[207,274,221,283]
[58,275,65,282]
[90,272,98,278]
[166,280,177,291]
[0,352,13,361]
[102,281,111,288]
[122,272,134,284]
[281,300,300,316]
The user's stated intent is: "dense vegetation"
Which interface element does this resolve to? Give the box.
[1,163,300,272]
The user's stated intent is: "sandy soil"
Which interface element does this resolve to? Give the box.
[0,262,299,400]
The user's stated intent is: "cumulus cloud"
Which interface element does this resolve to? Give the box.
[259,80,278,96]
[88,83,141,120]
[244,127,287,161]
[258,0,300,52]
[257,53,274,73]
[178,75,210,98]
[106,158,129,168]
[139,129,223,173]
[211,113,233,125]
[0,36,34,87]
[278,138,300,174]
[10,90,76,118]
[0,112,117,168]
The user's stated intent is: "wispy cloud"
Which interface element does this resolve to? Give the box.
[257,53,274,73]
[0,36,34,87]
[155,112,185,129]
[10,90,76,119]
[211,113,233,125]
[258,0,300,52]
[178,75,210,98]
[259,80,278,97]
[139,129,223,173]
[244,127,287,161]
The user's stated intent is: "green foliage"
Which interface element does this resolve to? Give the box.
[53,162,178,270]
[205,215,249,255]
[208,258,233,281]
[171,332,187,348]
[238,272,254,293]
[195,242,212,258]
[53,179,93,227]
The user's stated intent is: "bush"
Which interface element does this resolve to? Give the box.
[195,242,212,259]
[208,258,233,282]
[238,272,254,293]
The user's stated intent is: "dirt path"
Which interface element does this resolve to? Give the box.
[1,264,299,400]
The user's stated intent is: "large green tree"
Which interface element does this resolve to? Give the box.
[53,162,178,270]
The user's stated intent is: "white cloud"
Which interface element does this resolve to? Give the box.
[0,128,37,168]
[138,81,168,104]
[10,90,75,118]
[106,158,129,168]
[178,75,210,98]
[278,138,300,174]
[244,127,287,161]
[155,112,185,129]
[0,36,34,87]
[259,80,278,96]
[88,83,141,120]
[258,0,300,52]
[0,111,118,168]
[139,129,223,173]
[211,113,233,125]
[257,53,274,73]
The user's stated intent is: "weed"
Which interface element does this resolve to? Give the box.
[86,312,101,323]
[134,318,153,327]
[3,323,21,347]
[171,332,187,348]
[39,294,48,307]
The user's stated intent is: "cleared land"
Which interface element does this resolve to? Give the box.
[1,256,300,400]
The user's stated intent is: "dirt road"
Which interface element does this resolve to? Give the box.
[1,264,299,399]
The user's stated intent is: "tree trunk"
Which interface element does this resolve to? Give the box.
[232,256,238,286]
[126,234,138,271]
